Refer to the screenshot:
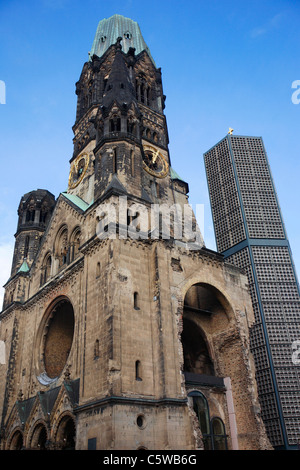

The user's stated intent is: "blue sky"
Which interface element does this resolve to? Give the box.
[0,0,300,305]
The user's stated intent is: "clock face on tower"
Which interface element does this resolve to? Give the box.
[68,153,90,189]
[142,144,169,178]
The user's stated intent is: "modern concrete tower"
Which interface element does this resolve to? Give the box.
[204,133,300,449]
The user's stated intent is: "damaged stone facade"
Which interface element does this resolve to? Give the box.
[0,14,271,450]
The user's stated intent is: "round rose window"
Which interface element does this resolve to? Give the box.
[41,298,74,380]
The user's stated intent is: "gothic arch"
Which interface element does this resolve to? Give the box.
[180,278,235,324]
[181,318,215,376]
[40,251,52,285]
[179,281,236,378]
[25,195,37,223]
[108,107,121,133]
[187,391,228,450]
[27,420,49,450]
[69,226,81,262]
[54,225,69,268]
[52,411,76,450]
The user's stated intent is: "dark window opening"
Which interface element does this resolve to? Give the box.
[43,299,75,379]
[112,149,117,174]
[96,262,101,278]
[135,360,142,381]
[134,292,140,310]
[94,339,100,359]
[88,438,97,450]
[56,417,76,450]
[109,118,121,133]
[9,431,23,450]
[189,391,227,450]
[30,425,48,450]
[130,150,135,177]
[181,318,214,376]
[26,210,35,222]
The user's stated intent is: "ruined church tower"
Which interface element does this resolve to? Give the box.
[0,15,270,450]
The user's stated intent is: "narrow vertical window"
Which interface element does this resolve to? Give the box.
[211,417,227,450]
[134,292,139,310]
[140,84,145,103]
[113,149,117,174]
[96,262,100,278]
[88,438,97,450]
[155,182,160,198]
[135,360,142,381]
[24,235,29,258]
[44,256,52,283]
[127,209,131,227]
[131,150,135,177]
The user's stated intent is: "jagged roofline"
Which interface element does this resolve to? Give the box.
[20,193,89,278]
[89,14,156,66]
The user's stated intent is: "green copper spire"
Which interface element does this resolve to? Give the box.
[89,14,156,65]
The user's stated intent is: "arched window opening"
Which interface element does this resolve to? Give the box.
[130,150,135,177]
[190,392,211,448]
[188,391,228,450]
[211,417,228,450]
[184,283,225,316]
[127,119,136,136]
[30,424,48,450]
[39,210,48,224]
[96,262,101,279]
[182,283,231,380]
[135,360,142,381]
[43,298,75,379]
[134,292,140,310]
[109,117,121,133]
[8,430,23,450]
[112,148,117,174]
[42,255,52,285]
[55,416,76,450]
[70,229,81,262]
[56,228,69,268]
[26,209,35,223]
[181,318,214,376]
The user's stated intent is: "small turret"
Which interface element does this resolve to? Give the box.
[10,189,56,277]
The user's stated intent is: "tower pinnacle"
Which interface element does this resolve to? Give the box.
[89,14,156,65]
